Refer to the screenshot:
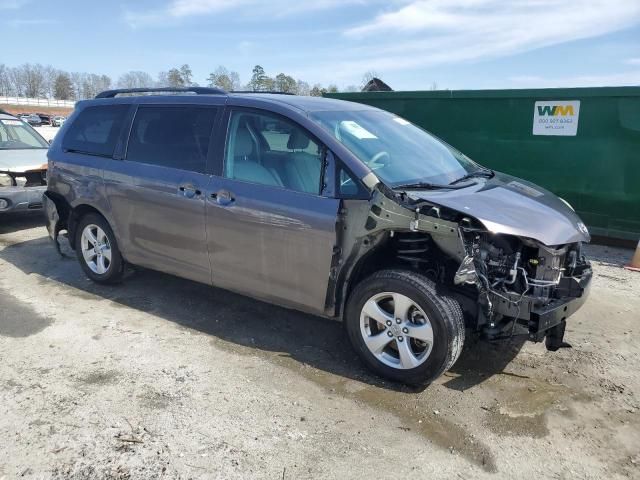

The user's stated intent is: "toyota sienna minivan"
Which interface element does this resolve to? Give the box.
[43,87,592,384]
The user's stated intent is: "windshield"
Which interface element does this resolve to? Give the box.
[309,110,481,187]
[0,118,49,150]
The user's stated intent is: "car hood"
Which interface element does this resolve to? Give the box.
[0,148,48,172]
[405,172,590,246]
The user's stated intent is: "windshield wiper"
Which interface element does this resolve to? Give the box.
[393,182,469,191]
[449,168,494,185]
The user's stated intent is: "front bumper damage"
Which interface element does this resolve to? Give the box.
[456,233,593,350]
[487,266,592,348]
[0,185,46,213]
[0,167,47,214]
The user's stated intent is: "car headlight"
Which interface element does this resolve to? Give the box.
[559,197,575,211]
[0,173,13,187]
[577,221,590,236]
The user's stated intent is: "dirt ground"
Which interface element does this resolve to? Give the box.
[2,105,74,117]
[0,213,638,479]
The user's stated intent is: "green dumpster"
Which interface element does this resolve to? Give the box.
[326,87,640,242]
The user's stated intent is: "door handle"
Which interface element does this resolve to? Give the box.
[211,189,235,206]
[179,184,201,198]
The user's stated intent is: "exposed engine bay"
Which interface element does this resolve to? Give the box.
[453,228,592,345]
[335,184,593,351]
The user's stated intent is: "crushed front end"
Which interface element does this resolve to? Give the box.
[0,168,47,213]
[455,228,592,350]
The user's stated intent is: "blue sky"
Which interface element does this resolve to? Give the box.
[2,0,639,90]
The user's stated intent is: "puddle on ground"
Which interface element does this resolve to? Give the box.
[466,365,590,438]
[0,289,52,337]
[212,337,497,472]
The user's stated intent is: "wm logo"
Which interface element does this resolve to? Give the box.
[537,105,575,116]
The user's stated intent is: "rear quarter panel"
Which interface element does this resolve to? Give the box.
[47,121,115,239]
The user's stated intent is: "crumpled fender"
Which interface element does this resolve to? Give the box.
[43,192,68,257]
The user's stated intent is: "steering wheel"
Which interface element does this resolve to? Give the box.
[369,151,390,170]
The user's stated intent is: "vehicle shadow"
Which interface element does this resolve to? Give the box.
[0,234,524,392]
[0,211,45,235]
[444,336,526,391]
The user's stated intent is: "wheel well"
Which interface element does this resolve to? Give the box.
[68,204,106,250]
[341,231,443,317]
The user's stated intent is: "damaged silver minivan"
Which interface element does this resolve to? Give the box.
[0,110,49,213]
[44,88,592,384]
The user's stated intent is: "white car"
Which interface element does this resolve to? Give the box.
[0,110,49,213]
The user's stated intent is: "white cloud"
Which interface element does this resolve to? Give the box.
[338,0,640,74]
[125,0,365,27]
[167,0,361,16]
[626,58,640,66]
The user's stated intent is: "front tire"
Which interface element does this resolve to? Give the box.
[75,213,124,284]
[345,269,465,385]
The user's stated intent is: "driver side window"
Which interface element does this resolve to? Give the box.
[224,110,323,195]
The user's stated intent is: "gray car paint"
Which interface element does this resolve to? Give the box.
[45,92,591,317]
[404,172,590,246]
[206,176,340,314]
[104,160,213,285]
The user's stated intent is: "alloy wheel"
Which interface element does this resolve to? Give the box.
[80,224,112,275]
[359,292,434,369]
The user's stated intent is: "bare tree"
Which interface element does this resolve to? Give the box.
[42,65,58,98]
[53,72,74,100]
[309,84,324,97]
[296,80,310,96]
[0,64,14,96]
[0,61,341,101]
[11,63,47,98]
[82,73,112,98]
[166,68,184,88]
[156,71,169,87]
[117,71,153,89]
[180,64,194,86]
[207,66,241,91]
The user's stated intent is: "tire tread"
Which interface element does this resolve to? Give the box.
[346,269,465,384]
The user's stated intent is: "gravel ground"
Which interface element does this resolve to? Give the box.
[0,213,638,479]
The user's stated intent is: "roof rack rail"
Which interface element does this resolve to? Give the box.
[231,90,296,96]
[95,87,227,99]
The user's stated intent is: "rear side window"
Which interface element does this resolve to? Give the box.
[126,106,217,173]
[62,105,129,157]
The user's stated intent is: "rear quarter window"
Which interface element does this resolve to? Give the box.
[62,105,129,157]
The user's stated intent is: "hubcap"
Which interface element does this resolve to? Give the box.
[360,292,434,370]
[80,224,112,275]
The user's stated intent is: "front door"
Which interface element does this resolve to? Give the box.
[205,108,340,314]
[105,104,218,284]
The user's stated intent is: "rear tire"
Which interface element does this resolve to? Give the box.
[75,213,124,284]
[345,269,465,385]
